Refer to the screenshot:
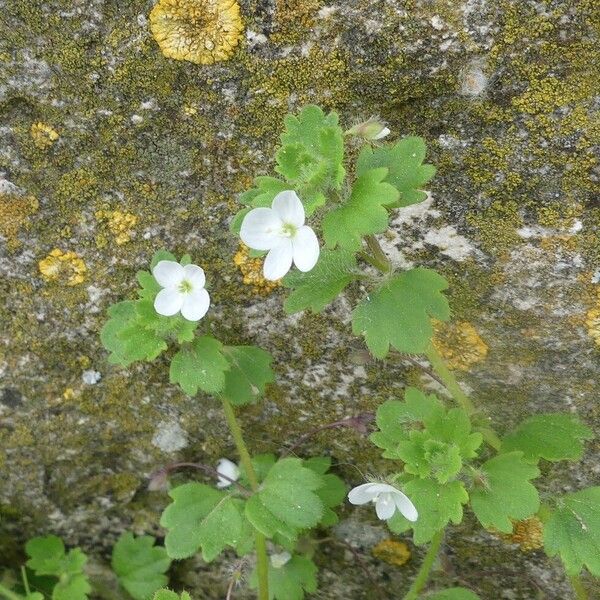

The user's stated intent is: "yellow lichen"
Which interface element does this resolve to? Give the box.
[233,243,280,295]
[372,539,411,566]
[432,320,489,371]
[62,388,76,400]
[586,289,600,347]
[0,193,38,251]
[497,517,544,552]
[38,249,87,286]
[30,122,59,149]
[149,0,243,65]
[95,209,138,245]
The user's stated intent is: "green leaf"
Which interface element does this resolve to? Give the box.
[282,249,358,314]
[222,346,274,406]
[245,458,325,540]
[303,456,332,475]
[356,137,436,207]
[426,588,481,600]
[275,105,345,212]
[25,536,90,600]
[352,268,450,357]
[322,168,399,252]
[250,555,318,600]
[259,458,324,529]
[153,591,191,600]
[53,575,91,600]
[160,483,246,561]
[111,532,171,600]
[388,479,469,544]
[543,487,600,576]
[502,413,593,462]
[470,452,540,533]
[169,336,230,395]
[370,389,445,453]
[245,494,298,542]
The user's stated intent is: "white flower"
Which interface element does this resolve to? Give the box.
[372,126,390,140]
[346,118,390,141]
[239,190,320,281]
[216,458,240,489]
[152,260,210,322]
[270,551,292,568]
[348,482,418,522]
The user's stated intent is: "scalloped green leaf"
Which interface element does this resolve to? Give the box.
[502,413,593,462]
[221,345,274,406]
[352,268,450,357]
[111,532,171,600]
[356,136,436,207]
[543,487,600,576]
[160,483,246,562]
[470,452,540,533]
[282,249,358,314]
[322,167,399,252]
[169,336,229,395]
[250,555,318,600]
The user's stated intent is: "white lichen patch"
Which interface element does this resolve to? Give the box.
[424,225,475,261]
[152,420,188,453]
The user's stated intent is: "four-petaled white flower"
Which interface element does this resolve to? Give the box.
[216,458,240,489]
[152,260,210,322]
[240,190,320,281]
[348,482,418,522]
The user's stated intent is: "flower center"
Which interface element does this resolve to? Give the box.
[281,223,298,238]
[178,279,194,294]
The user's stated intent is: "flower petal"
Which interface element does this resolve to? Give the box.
[240,207,283,251]
[263,239,293,281]
[375,493,397,520]
[292,225,320,272]
[180,288,210,321]
[373,127,390,140]
[393,490,419,522]
[216,458,240,488]
[153,260,184,288]
[348,483,380,505]
[182,263,206,288]
[272,190,305,227]
[154,288,184,316]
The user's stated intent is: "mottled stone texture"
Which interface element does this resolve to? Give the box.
[0,0,598,598]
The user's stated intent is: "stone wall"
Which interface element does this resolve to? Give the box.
[1,0,598,597]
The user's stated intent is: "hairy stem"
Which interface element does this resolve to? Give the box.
[425,344,501,449]
[568,575,589,600]
[403,529,444,600]
[364,234,392,272]
[220,397,269,600]
[0,584,22,600]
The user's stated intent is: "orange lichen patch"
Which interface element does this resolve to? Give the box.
[585,289,600,347]
[233,243,280,295]
[372,539,411,566]
[95,209,138,245]
[38,249,87,286]
[497,517,544,552]
[0,193,39,251]
[432,320,489,371]
[30,122,59,149]
[149,0,244,65]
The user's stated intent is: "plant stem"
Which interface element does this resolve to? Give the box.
[425,344,501,449]
[364,234,392,272]
[403,529,444,600]
[0,584,22,600]
[220,397,269,600]
[568,575,589,600]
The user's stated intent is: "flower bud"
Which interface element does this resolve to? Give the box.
[346,118,390,141]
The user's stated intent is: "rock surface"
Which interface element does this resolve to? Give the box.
[1,0,598,598]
